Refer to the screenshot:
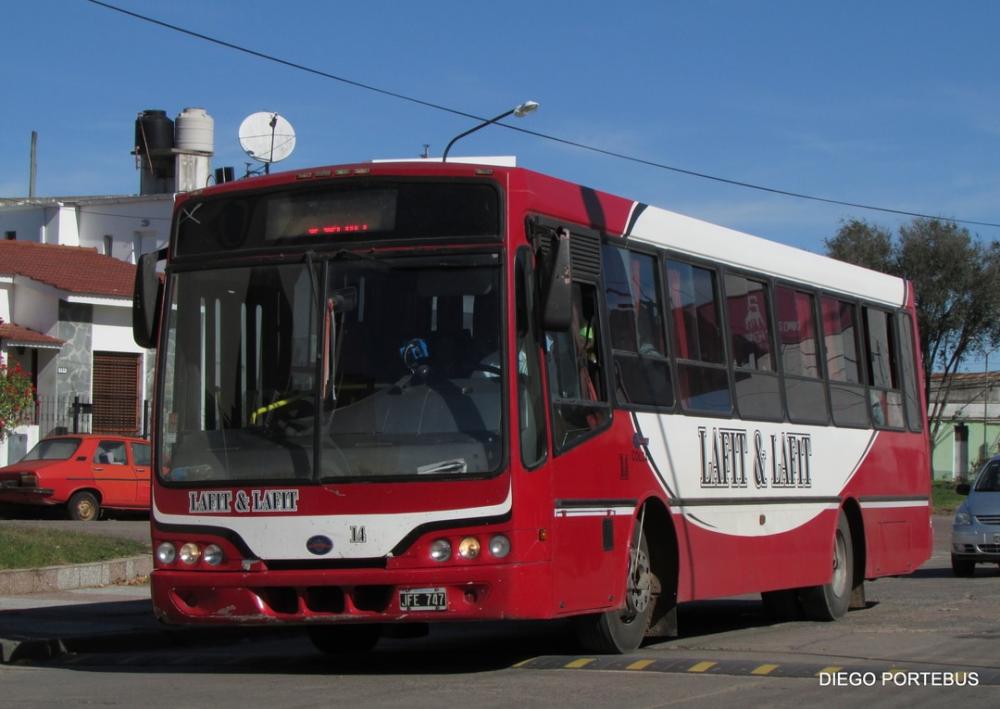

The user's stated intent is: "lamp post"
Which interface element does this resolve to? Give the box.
[441,101,539,162]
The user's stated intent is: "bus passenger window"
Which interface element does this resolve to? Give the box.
[602,245,673,407]
[897,314,923,432]
[864,307,905,429]
[666,259,731,413]
[822,297,870,428]
[775,285,828,424]
[724,274,781,420]
[546,282,610,452]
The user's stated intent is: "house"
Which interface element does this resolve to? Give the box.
[929,371,1000,481]
[0,193,172,260]
[0,239,155,463]
[0,107,224,464]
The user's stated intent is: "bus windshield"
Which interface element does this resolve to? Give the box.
[159,254,503,484]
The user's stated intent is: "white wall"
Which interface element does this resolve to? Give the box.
[77,198,172,259]
[1,195,172,256]
[11,278,60,336]
[92,303,143,354]
[0,279,11,322]
[0,206,46,242]
[52,206,79,246]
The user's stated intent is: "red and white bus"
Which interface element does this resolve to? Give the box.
[134,161,932,653]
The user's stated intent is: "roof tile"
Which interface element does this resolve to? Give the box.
[0,241,135,297]
[0,322,65,348]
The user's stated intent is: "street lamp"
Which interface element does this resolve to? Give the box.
[441,101,540,162]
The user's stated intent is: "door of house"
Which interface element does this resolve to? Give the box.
[92,352,141,435]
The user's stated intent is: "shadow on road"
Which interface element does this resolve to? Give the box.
[0,503,148,522]
[4,593,827,676]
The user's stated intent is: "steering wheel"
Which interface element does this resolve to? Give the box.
[400,338,430,372]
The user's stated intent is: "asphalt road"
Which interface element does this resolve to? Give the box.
[2,514,1000,706]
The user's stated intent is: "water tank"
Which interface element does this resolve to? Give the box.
[134,110,174,155]
[175,107,214,154]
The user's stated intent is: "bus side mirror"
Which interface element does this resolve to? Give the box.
[956,483,971,496]
[133,249,165,349]
[541,227,572,331]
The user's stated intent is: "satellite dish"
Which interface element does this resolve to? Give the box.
[238,112,296,167]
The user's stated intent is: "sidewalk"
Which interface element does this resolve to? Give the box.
[0,554,152,595]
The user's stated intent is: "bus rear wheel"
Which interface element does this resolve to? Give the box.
[575,532,656,653]
[307,624,382,654]
[801,512,853,621]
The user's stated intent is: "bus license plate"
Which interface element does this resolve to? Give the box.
[399,587,447,611]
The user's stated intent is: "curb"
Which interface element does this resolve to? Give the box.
[0,554,152,595]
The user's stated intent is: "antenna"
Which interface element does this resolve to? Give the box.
[238,112,296,175]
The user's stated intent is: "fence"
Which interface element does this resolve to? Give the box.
[28,395,93,438]
[22,396,152,440]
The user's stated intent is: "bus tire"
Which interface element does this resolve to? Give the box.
[67,491,101,522]
[575,531,655,653]
[800,512,853,621]
[307,624,382,654]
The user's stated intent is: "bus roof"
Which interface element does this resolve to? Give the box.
[626,203,906,307]
[189,160,909,308]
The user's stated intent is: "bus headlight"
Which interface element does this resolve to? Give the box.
[179,543,201,565]
[458,536,481,559]
[203,544,224,566]
[156,542,176,564]
[429,539,452,562]
[488,534,511,558]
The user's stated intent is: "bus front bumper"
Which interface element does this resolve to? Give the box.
[151,562,549,626]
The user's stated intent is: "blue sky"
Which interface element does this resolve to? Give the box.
[3,0,999,254]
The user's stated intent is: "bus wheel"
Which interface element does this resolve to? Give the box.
[801,512,853,621]
[68,491,100,521]
[307,624,382,654]
[575,532,655,653]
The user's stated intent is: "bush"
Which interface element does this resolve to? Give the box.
[0,360,34,441]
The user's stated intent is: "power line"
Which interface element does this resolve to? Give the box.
[85,0,1000,230]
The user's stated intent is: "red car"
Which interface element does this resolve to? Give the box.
[0,434,151,521]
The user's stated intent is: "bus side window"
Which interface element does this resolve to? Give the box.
[775,285,828,424]
[666,259,732,414]
[546,282,610,452]
[601,244,673,408]
[724,273,781,420]
[864,307,905,429]
[897,313,923,432]
[822,296,870,428]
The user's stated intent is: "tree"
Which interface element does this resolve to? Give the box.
[825,218,1000,460]
[826,218,895,273]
